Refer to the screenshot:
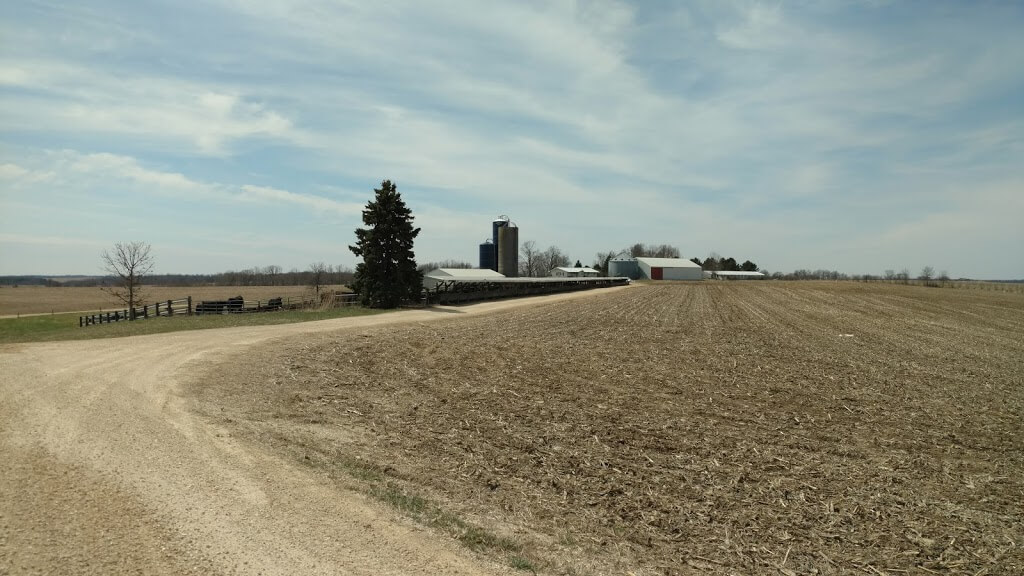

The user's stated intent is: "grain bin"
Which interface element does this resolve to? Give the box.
[609,258,640,279]
[497,223,519,277]
[492,216,509,247]
[479,239,496,271]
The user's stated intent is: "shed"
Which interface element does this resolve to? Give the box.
[423,268,505,290]
[550,266,600,278]
[707,270,766,280]
[635,257,703,281]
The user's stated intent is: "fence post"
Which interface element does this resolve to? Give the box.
[79,316,83,328]
[168,299,173,316]
[106,312,111,323]
[144,305,149,319]
[187,296,192,315]
[156,302,161,316]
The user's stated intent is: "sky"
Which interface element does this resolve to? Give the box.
[1,1,1022,279]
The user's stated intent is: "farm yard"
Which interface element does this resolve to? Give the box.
[0,285,347,317]
[193,282,1024,575]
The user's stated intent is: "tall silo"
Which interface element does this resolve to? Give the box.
[497,222,518,277]
[479,239,496,271]
[490,216,509,272]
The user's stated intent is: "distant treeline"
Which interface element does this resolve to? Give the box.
[690,256,758,272]
[1,266,354,287]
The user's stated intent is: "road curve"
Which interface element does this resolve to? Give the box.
[0,288,629,575]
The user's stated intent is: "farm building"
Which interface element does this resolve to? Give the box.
[550,266,600,278]
[478,215,519,277]
[704,271,766,280]
[608,258,642,279]
[423,268,505,290]
[636,257,703,281]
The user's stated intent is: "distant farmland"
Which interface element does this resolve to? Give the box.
[195,281,1024,574]
[0,285,347,316]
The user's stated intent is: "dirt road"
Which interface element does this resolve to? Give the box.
[0,288,628,575]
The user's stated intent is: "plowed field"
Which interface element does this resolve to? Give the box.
[194,282,1024,575]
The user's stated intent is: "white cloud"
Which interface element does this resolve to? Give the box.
[0,59,305,157]
[716,2,786,50]
[1,1,1022,277]
[238,185,364,217]
[0,233,106,248]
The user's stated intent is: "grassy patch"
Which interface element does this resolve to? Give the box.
[508,555,538,572]
[0,307,385,345]
[288,445,535,565]
[360,474,533,567]
[371,483,428,516]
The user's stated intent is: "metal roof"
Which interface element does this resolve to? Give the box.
[424,268,506,279]
[552,267,600,274]
[711,271,765,277]
[635,257,702,269]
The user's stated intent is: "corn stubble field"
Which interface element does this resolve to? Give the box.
[195,282,1024,575]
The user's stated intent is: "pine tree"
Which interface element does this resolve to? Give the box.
[349,180,423,308]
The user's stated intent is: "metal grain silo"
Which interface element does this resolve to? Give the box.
[479,239,496,271]
[609,258,640,279]
[492,216,509,248]
[497,223,518,277]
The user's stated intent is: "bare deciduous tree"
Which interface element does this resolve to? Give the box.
[519,240,541,277]
[263,265,282,285]
[594,250,621,276]
[628,243,680,258]
[539,245,571,276]
[919,266,935,285]
[101,241,154,318]
[309,262,331,299]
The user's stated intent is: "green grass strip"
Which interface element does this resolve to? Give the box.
[0,307,385,345]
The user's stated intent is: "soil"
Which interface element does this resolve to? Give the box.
[2,290,617,575]
[192,282,1024,575]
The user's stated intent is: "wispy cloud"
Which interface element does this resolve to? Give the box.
[237,185,364,217]
[0,59,305,156]
[1,1,1022,277]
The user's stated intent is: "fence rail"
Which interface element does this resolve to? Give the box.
[79,292,359,327]
[80,297,192,327]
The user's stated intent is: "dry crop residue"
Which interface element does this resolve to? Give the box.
[195,282,1024,575]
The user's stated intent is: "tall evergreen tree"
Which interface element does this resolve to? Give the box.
[349,180,423,308]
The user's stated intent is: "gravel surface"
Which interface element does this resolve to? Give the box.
[1,289,624,575]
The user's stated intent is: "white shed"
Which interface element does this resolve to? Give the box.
[423,268,505,290]
[635,257,703,281]
[708,270,766,280]
[550,266,600,278]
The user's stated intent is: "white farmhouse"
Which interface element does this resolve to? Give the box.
[549,266,600,278]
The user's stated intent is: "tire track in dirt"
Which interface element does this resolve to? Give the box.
[202,282,1024,575]
[0,287,634,576]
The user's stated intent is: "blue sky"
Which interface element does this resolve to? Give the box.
[2,0,1022,278]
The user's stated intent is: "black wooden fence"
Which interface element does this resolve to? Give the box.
[79,292,360,327]
[80,297,192,327]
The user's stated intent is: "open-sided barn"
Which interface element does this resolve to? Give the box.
[422,268,505,290]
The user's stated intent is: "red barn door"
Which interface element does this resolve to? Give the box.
[651,267,663,280]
